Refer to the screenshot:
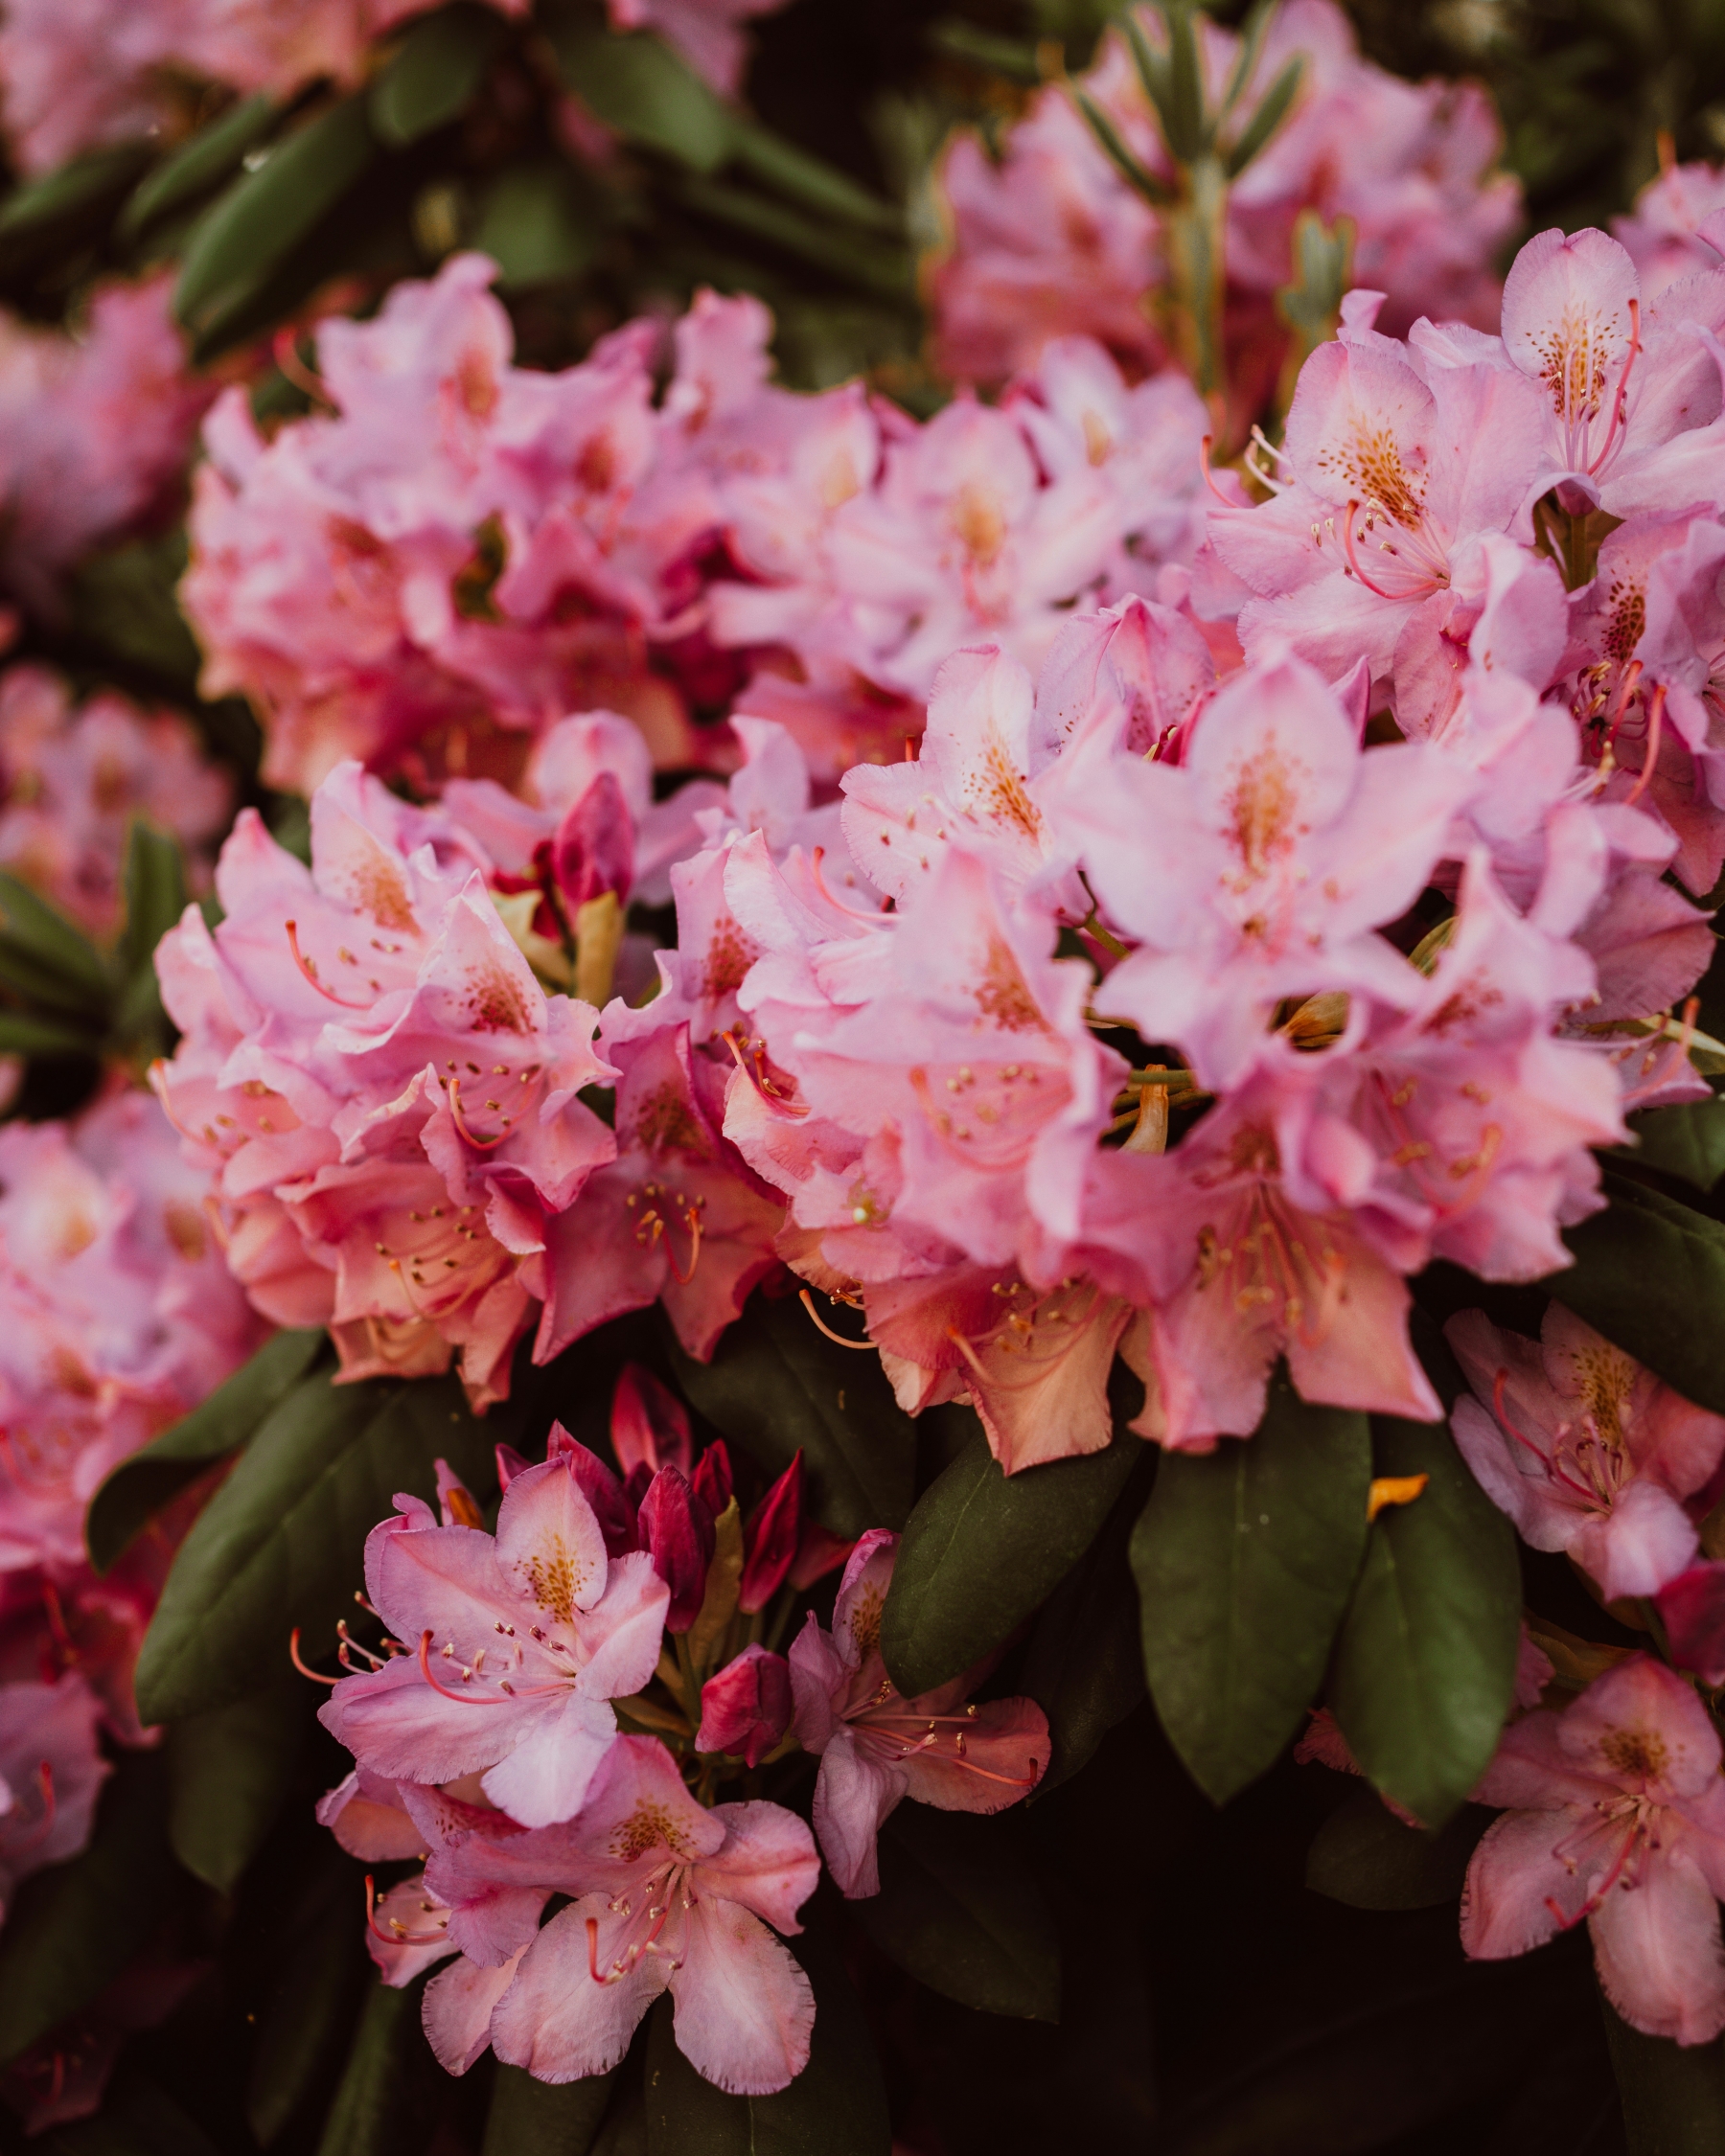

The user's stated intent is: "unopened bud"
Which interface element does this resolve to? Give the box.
[545,1418,636,1557]
[611,1364,692,1480]
[696,1644,793,1768]
[739,1451,803,1614]
[553,770,633,910]
[638,1464,715,1632]
[692,1439,733,1518]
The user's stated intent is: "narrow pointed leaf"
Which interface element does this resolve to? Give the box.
[370,4,501,146]
[0,871,112,1012]
[0,144,152,274]
[1163,5,1208,162]
[1330,1415,1521,1828]
[118,93,276,239]
[1132,1377,1371,1804]
[1073,91,1175,210]
[1225,56,1304,178]
[727,121,899,230]
[0,1011,101,1056]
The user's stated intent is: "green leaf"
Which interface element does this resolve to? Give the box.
[1305,1787,1490,1912]
[42,2070,223,2156]
[370,5,502,147]
[472,162,598,290]
[1329,1414,1521,1828]
[1552,1169,1725,1413]
[1225,55,1304,178]
[1621,1100,1725,1190]
[168,1676,306,1892]
[118,93,277,240]
[672,176,911,303]
[0,143,153,274]
[315,1976,442,2156]
[176,98,378,336]
[484,2067,615,2156]
[665,1295,914,1541]
[642,1928,889,2154]
[0,1010,102,1057]
[120,822,188,985]
[850,1808,1059,2021]
[882,1411,1140,1701]
[0,871,114,1015]
[1132,1376,1371,1805]
[1163,4,1208,162]
[68,536,204,692]
[546,25,733,172]
[1019,1453,1154,1792]
[726,122,899,231]
[1073,90,1175,211]
[88,1327,328,1573]
[0,1752,175,2067]
[247,1844,370,2145]
[133,1367,494,1724]
[1603,1993,1725,2154]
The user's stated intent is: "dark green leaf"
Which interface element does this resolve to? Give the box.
[176,98,378,335]
[134,1367,495,1723]
[1621,1100,1725,1191]
[0,871,113,1014]
[672,176,910,302]
[42,2070,222,2156]
[1073,90,1175,210]
[1225,55,1304,178]
[1132,1376,1371,1805]
[68,536,203,692]
[0,1752,175,2067]
[1305,1787,1490,1911]
[315,1975,441,2156]
[118,94,277,240]
[472,163,597,289]
[850,1808,1059,2021]
[88,1327,327,1573]
[665,1295,914,1541]
[370,5,502,147]
[484,2066,615,2155]
[168,1676,306,1892]
[0,1011,102,1057]
[642,1928,889,2154]
[1330,1414,1521,1828]
[247,1844,370,2145]
[726,123,898,231]
[1602,1993,1725,2154]
[120,822,187,985]
[1552,1169,1725,1413]
[546,25,732,172]
[0,144,153,274]
[1019,1453,1153,1792]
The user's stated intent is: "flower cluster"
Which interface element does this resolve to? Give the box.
[930,0,1519,390]
[182,253,1212,795]
[317,1424,1045,2093]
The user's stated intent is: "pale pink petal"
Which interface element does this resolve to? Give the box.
[1591,1850,1725,2045]
[1585,1478,1700,1601]
[668,1899,816,2096]
[893,1694,1049,1816]
[697,1800,820,1934]
[422,1948,526,2075]
[494,1456,610,1619]
[490,1898,667,2081]
[812,1726,908,1899]
[478,1696,619,1828]
[1460,1807,1597,1960]
[575,1550,673,1701]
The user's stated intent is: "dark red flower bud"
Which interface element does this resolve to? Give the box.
[738,1450,803,1614]
[638,1464,715,1631]
[623,1460,653,1512]
[692,1439,733,1518]
[545,1419,636,1557]
[696,1644,794,1768]
[789,1519,854,1592]
[553,770,633,910]
[494,1442,532,1492]
[610,1364,692,1480]
[1658,1561,1725,1685]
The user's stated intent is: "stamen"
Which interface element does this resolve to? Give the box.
[285,922,373,1009]
[289,1628,340,1686]
[800,1288,876,1349]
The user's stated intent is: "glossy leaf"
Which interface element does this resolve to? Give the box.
[0,1752,175,2067]
[483,2067,615,2155]
[665,1295,914,1541]
[176,99,377,336]
[1330,1415,1521,1828]
[314,1974,441,2156]
[134,1368,494,1723]
[247,1844,371,2145]
[1132,1378,1371,1805]
[0,144,152,273]
[1552,1170,1725,1413]
[1602,1994,1725,2155]
[642,1929,889,2154]
[726,122,898,230]
[547,25,732,172]
[1305,1788,1491,1912]
[1621,1100,1725,1191]
[0,1010,101,1057]
[881,1415,1140,1700]
[0,870,113,1014]
[472,163,597,289]
[118,93,276,239]
[850,1807,1060,2021]
[168,1677,306,1892]
[371,5,501,145]
[87,1328,328,1573]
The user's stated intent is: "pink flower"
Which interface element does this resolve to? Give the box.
[1461,1655,1725,2045]
[1615,161,1725,303]
[0,1671,107,1920]
[1446,1307,1725,1602]
[606,0,789,94]
[433,1733,820,2093]
[787,1531,1047,1897]
[697,1643,793,1767]
[319,1447,669,1826]
[0,667,232,937]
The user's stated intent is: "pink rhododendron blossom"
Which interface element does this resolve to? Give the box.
[1461,1655,1725,2044]
[698,1642,794,1766]
[0,276,206,614]
[0,1672,107,1918]
[428,1733,820,2093]
[320,1449,669,1827]
[1447,1307,1725,1602]
[605,0,789,94]
[787,1532,1047,1896]
[1615,160,1725,302]
[0,665,231,937]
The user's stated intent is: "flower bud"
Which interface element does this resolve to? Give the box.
[553,770,634,910]
[790,1519,854,1592]
[696,1644,794,1768]
[434,1457,484,1529]
[610,1364,692,1480]
[494,1441,532,1491]
[545,1418,637,1557]
[692,1439,733,1518]
[738,1450,803,1614]
[637,1464,715,1631]
[1658,1561,1725,1686]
